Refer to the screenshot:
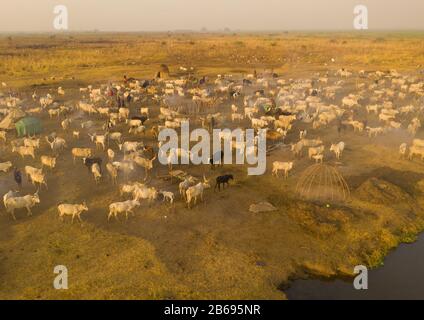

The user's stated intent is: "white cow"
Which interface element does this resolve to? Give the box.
[186,176,211,208]
[91,163,102,184]
[12,146,35,159]
[330,142,345,160]
[41,155,57,169]
[272,161,293,179]
[58,202,88,223]
[133,185,158,204]
[0,161,12,173]
[108,200,140,221]
[160,191,174,204]
[4,190,40,220]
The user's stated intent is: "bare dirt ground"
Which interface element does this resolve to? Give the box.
[1,33,424,299]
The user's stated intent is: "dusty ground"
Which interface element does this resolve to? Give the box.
[1,33,424,299]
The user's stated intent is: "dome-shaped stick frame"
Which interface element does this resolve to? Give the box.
[295,164,350,202]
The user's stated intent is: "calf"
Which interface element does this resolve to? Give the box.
[83,157,102,173]
[330,142,345,160]
[159,191,174,204]
[308,145,325,160]
[312,154,324,163]
[40,155,57,169]
[91,163,102,184]
[107,148,115,162]
[215,174,234,191]
[272,161,294,179]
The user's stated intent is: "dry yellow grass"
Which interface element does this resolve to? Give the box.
[1,32,424,87]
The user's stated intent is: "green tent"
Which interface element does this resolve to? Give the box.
[15,117,42,137]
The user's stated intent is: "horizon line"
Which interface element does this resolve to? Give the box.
[1,29,424,35]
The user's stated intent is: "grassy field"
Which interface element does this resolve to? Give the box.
[1,32,424,87]
[1,32,424,299]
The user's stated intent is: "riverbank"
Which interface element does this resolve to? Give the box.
[285,231,424,299]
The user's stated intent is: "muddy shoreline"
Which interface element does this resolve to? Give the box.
[284,229,424,299]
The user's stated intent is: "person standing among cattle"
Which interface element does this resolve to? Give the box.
[13,167,22,188]
[209,116,215,132]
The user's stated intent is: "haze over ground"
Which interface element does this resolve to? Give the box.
[0,0,423,32]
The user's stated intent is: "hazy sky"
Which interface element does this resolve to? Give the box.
[0,0,423,32]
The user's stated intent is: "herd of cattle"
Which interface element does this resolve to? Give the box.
[0,67,424,222]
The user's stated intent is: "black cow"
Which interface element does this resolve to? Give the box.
[215,174,234,191]
[142,80,151,88]
[131,115,148,125]
[83,157,102,173]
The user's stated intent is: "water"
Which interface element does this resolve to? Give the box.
[286,234,424,300]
